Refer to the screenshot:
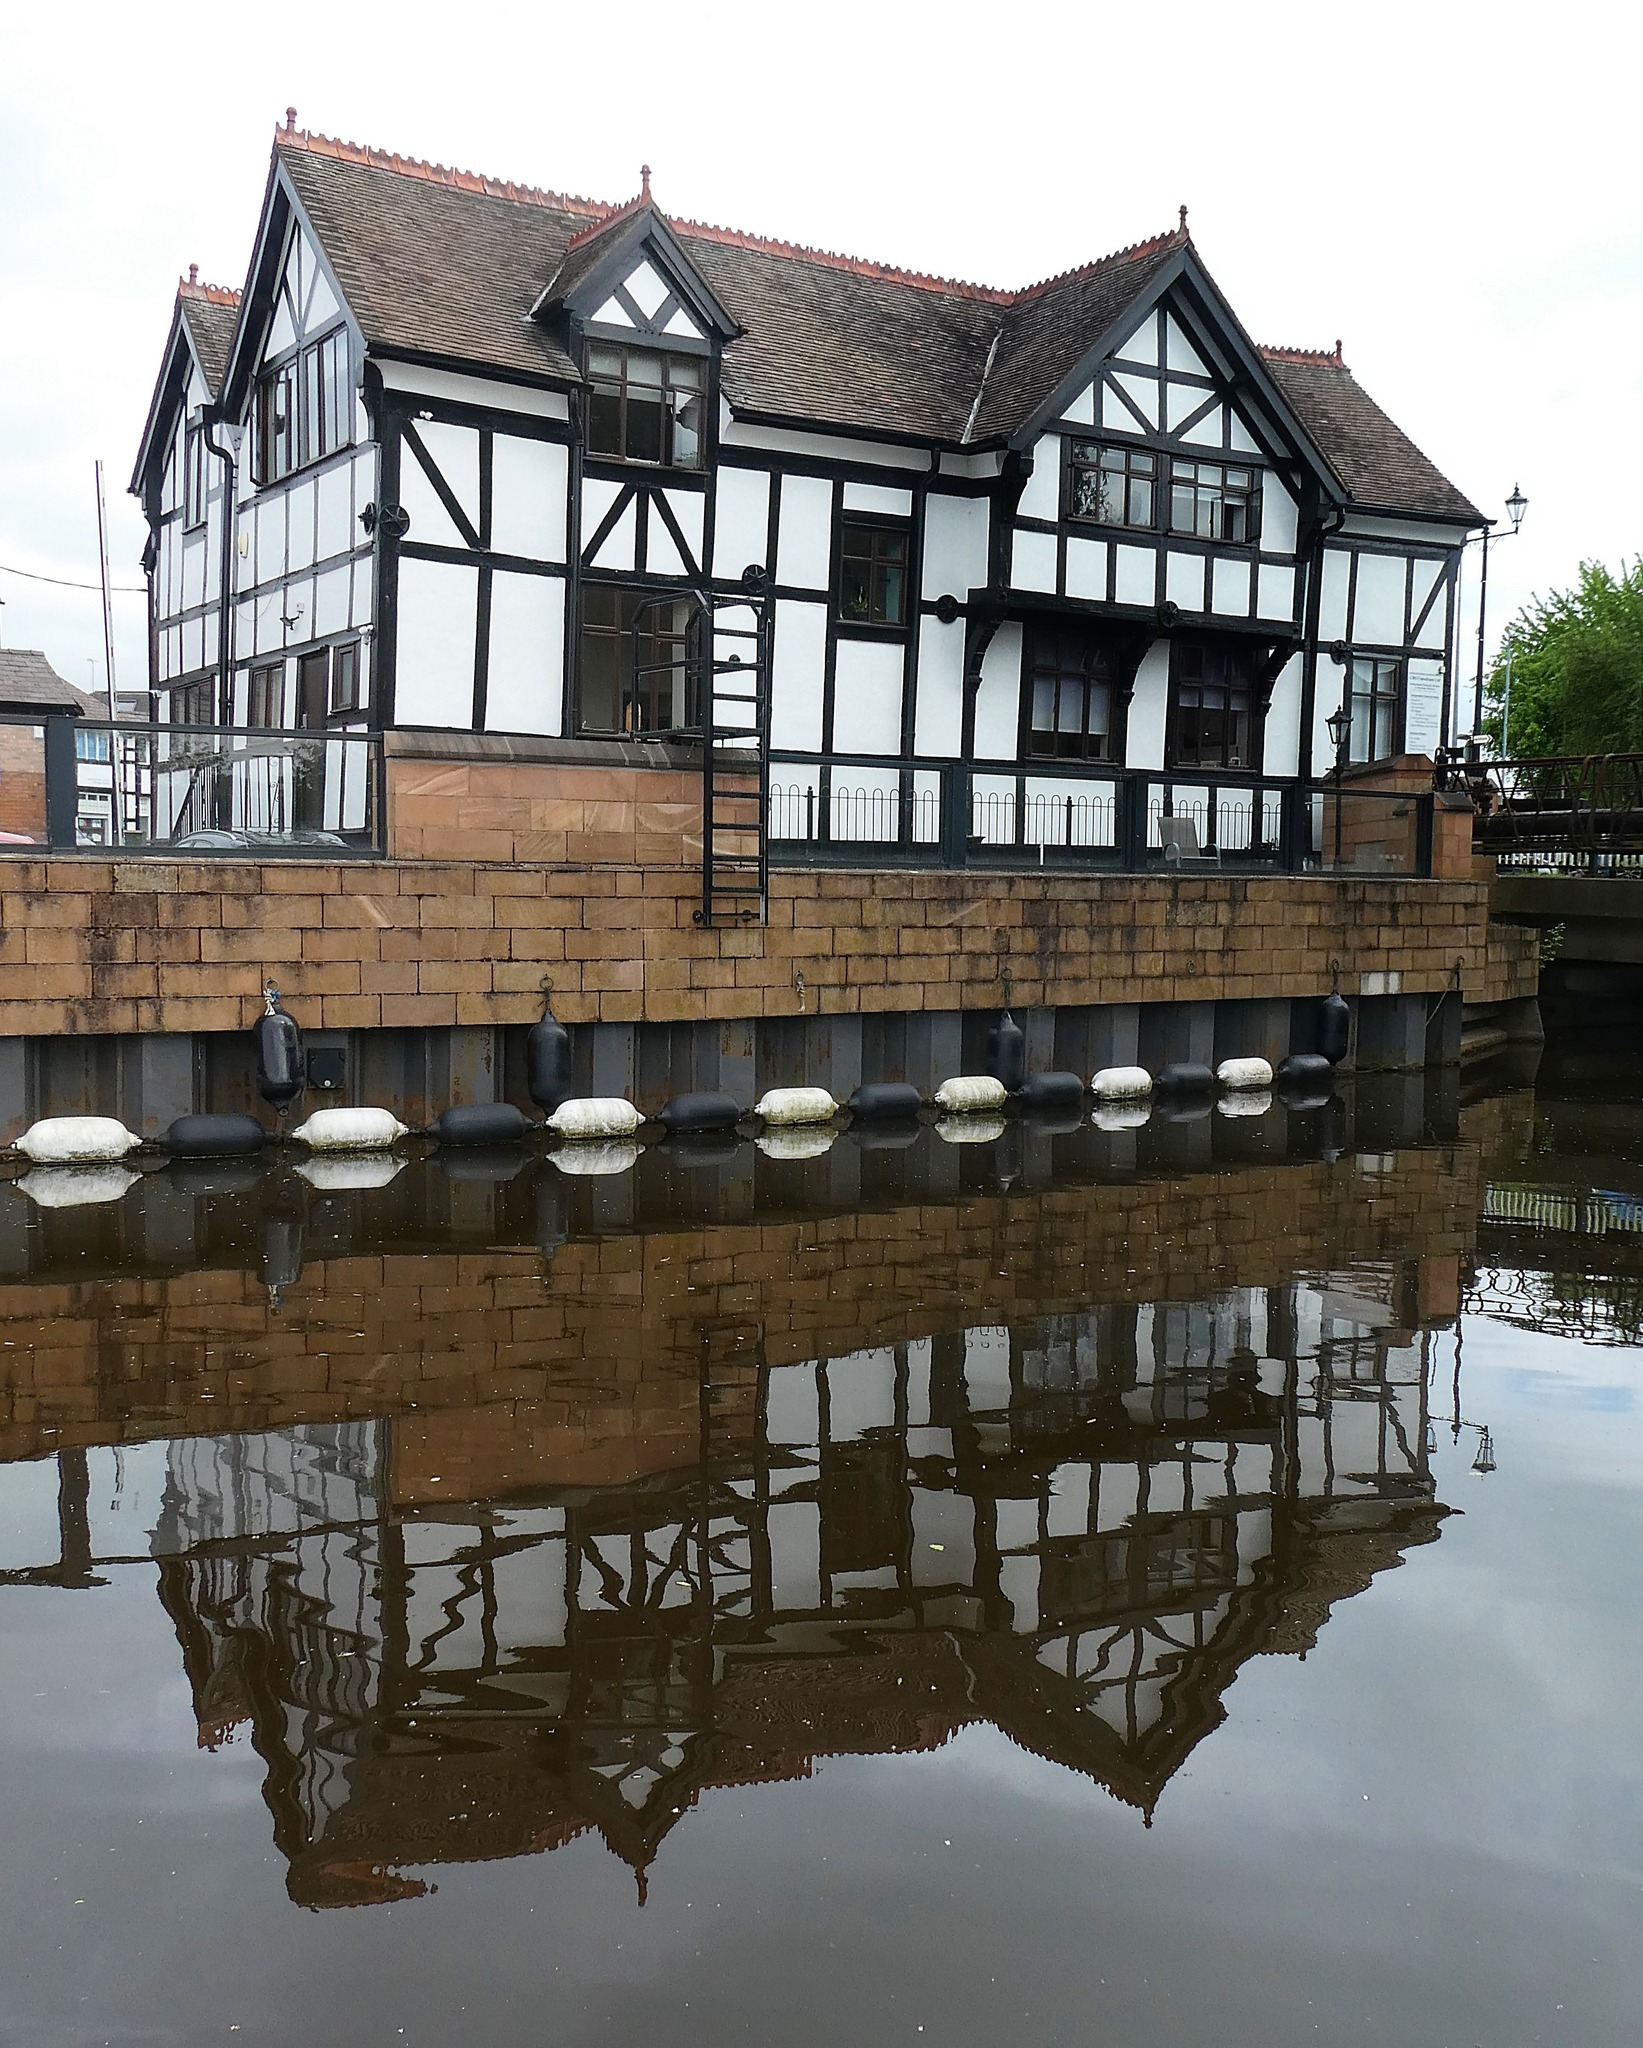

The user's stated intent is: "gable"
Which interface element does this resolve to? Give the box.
[537,203,738,353]
[588,252,708,343]
[266,222,343,359]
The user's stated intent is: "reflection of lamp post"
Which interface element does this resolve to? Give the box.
[1471,483,1529,737]
[1326,702,1351,869]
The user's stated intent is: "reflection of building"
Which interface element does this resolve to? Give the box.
[153,1275,1444,1907]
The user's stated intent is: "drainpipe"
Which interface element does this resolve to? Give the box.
[1297,500,1347,782]
[202,410,237,726]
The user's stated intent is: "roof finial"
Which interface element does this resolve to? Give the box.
[1334,337,1343,363]
[1178,204,1188,235]
[285,107,297,133]
[187,263,198,287]
[640,163,651,202]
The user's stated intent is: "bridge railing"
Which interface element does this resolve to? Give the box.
[1444,749,1643,870]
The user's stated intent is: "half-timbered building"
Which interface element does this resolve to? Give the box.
[132,120,1481,900]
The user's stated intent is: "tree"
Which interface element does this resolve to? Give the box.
[1487,559,1643,756]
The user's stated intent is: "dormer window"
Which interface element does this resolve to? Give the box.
[586,344,704,469]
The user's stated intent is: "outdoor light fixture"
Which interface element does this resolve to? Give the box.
[1505,482,1528,532]
[1326,704,1351,869]
[1470,483,1531,734]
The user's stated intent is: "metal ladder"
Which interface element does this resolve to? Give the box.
[631,583,770,927]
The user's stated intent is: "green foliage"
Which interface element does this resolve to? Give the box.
[1486,559,1643,756]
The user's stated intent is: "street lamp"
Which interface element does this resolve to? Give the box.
[1471,483,1529,737]
[1326,701,1351,869]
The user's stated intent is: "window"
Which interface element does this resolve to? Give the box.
[1169,640,1258,770]
[577,587,700,735]
[1069,443,1156,530]
[586,345,704,469]
[74,727,112,763]
[329,642,361,715]
[1347,656,1402,764]
[247,663,283,729]
[1168,459,1259,544]
[837,520,910,629]
[170,677,213,727]
[1026,623,1116,761]
[255,327,351,484]
[183,423,208,529]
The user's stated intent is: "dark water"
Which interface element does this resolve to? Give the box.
[1,1067,1638,2047]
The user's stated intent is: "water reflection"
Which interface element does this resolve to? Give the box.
[0,1090,1473,1909]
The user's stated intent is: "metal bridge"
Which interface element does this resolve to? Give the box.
[1447,750,1643,873]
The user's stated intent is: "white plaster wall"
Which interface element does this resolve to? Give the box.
[1257,563,1295,621]
[972,622,1022,760]
[1125,642,1171,768]
[921,493,988,601]
[491,436,567,561]
[841,480,913,517]
[775,473,834,590]
[1065,535,1108,601]
[286,477,316,574]
[1211,557,1251,616]
[769,598,827,751]
[713,466,772,580]
[398,447,466,551]
[485,570,564,736]
[1262,478,1298,556]
[379,361,570,421]
[1016,437,1061,523]
[589,496,637,572]
[1115,544,1155,607]
[316,463,353,561]
[1166,552,1205,613]
[1263,654,1303,777]
[313,563,350,639]
[658,487,705,573]
[1011,527,1057,593]
[414,421,481,532]
[1409,560,1447,649]
[1318,550,1352,642]
[394,557,477,727]
[1353,551,1407,646]
[1165,315,1208,376]
[913,618,964,755]
[832,638,904,755]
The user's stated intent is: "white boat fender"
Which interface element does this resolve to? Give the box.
[1217,1056,1274,1091]
[290,1107,409,1153]
[1091,1067,1152,1101]
[753,1086,838,1127]
[13,1115,142,1165]
[547,1097,644,1140]
[933,1075,1008,1114]
[1093,1101,1151,1132]
[935,1112,1008,1145]
[1217,1089,1274,1119]
[551,1138,642,1176]
[294,1154,407,1192]
[756,1126,837,1161]
[16,1164,141,1208]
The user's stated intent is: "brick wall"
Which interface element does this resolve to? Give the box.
[0,1145,1476,1476]
[0,852,1502,1039]
[0,725,46,842]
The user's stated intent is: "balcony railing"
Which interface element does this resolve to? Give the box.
[766,753,1434,877]
[0,715,382,856]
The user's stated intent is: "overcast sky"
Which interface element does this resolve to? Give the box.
[3,0,1638,718]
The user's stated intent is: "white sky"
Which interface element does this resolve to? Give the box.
[2,0,1638,720]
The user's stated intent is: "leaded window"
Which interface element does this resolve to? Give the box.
[1027,623,1116,761]
[1348,656,1402,764]
[1168,459,1259,545]
[255,328,351,485]
[578,586,700,735]
[1169,640,1257,770]
[586,345,705,469]
[837,520,909,628]
[1069,443,1156,530]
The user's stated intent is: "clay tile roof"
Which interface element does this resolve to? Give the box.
[178,280,242,395]
[268,128,1478,511]
[0,649,93,714]
[1258,348,1482,525]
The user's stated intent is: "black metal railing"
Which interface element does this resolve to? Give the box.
[1444,750,1643,871]
[766,753,1434,877]
[0,715,382,856]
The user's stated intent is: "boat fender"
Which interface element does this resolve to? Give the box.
[164,1113,267,1158]
[1093,1101,1151,1132]
[756,1126,837,1161]
[1216,1057,1274,1092]
[1276,1053,1334,1092]
[254,986,304,1108]
[985,1011,1027,1092]
[933,1075,1008,1114]
[753,1086,838,1127]
[15,1164,141,1208]
[1318,992,1351,1066]
[526,1000,573,1114]
[935,1112,1008,1145]
[14,1115,141,1164]
[294,1154,406,1192]
[432,1102,529,1147]
[551,1138,641,1176]
[1153,1062,1215,1096]
[290,1107,408,1153]
[1016,1071,1087,1110]
[547,1097,643,1140]
[1216,1089,1274,1119]
[847,1082,924,1121]
[655,1091,742,1133]
[1091,1066,1153,1101]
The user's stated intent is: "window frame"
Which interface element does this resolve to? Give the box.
[183,421,209,531]
[835,516,912,633]
[247,662,284,730]
[583,342,707,472]
[1166,638,1262,773]
[1167,457,1261,547]
[1022,620,1122,764]
[575,583,703,738]
[254,325,353,488]
[1346,654,1404,765]
[1066,441,1158,533]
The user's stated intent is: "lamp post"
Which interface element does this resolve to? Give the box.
[1327,701,1351,869]
[1471,483,1529,738]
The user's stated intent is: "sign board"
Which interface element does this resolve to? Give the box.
[1404,658,1445,758]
